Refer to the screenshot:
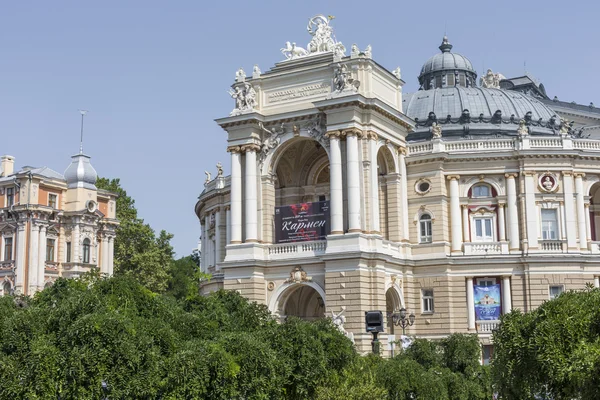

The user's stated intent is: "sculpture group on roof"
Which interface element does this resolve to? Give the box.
[281,15,346,60]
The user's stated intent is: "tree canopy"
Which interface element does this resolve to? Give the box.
[492,286,600,400]
[96,178,188,294]
[0,274,494,399]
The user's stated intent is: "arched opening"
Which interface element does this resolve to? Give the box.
[589,183,600,241]
[267,138,331,243]
[277,284,325,321]
[2,281,12,296]
[385,287,402,334]
[467,182,499,243]
[377,146,397,240]
[273,138,330,206]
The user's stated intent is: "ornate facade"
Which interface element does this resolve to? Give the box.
[195,15,600,355]
[0,152,118,296]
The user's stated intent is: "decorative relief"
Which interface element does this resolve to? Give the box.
[415,179,432,195]
[267,281,275,291]
[258,122,286,165]
[333,64,360,93]
[539,172,559,193]
[479,69,506,89]
[229,82,257,116]
[267,83,330,104]
[284,266,312,284]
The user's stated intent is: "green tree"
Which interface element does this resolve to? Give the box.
[96,178,174,292]
[492,286,600,400]
[166,255,201,300]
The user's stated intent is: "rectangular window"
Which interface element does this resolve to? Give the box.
[46,239,55,262]
[422,289,434,313]
[474,218,494,242]
[3,237,13,261]
[6,188,14,207]
[541,209,558,240]
[66,242,71,263]
[419,215,432,243]
[459,74,466,87]
[435,75,442,89]
[48,194,57,209]
[549,285,563,300]
[482,345,493,366]
[318,195,326,202]
[447,73,455,86]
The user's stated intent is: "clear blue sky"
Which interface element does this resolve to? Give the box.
[1,1,598,257]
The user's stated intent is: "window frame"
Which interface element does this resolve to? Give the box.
[66,242,71,263]
[82,238,91,264]
[422,288,434,314]
[3,237,13,261]
[48,193,58,209]
[541,208,559,240]
[6,187,14,207]
[471,184,492,199]
[419,214,433,243]
[46,238,56,262]
[549,285,564,300]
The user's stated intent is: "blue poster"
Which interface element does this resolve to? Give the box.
[474,284,501,320]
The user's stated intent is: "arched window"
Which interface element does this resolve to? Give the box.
[419,214,432,243]
[2,281,11,296]
[471,184,491,198]
[82,238,91,264]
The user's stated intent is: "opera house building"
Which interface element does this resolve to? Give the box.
[195,15,600,356]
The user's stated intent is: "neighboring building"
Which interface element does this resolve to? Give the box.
[195,15,600,354]
[0,152,118,296]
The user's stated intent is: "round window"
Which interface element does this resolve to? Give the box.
[418,181,430,193]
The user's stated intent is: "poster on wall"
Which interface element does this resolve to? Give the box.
[275,201,330,243]
[474,284,501,320]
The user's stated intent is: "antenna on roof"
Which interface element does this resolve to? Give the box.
[78,109,88,154]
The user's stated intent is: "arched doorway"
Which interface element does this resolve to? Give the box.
[385,287,402,334]
[589,182,600,241]
[270,282,326,321]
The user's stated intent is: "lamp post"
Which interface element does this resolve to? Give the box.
[387,307,416,335]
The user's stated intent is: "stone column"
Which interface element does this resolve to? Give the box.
[585,203,592,249]
[447,175,462,253]
[215,209,221,267]
[14,223,27,294]
[398,148,410,242]
[28,223,40,293]
[563,172,578,250]
[327,131,344,234]
[498,203,506,242]
[243,144,260,242]
[73,223,81,263]
[524,172,539,250]
[199,220,205,271]
[505,174,520,251]
[107,237,114,276]
[466,277,476,330]
[225,206,231,245]
[345,129,362,233]
[502,276,512,314]
[204,214,211,267]
[461,205,469,242]
[228,146,243,244]
[101,235,109,274]
[37,225,47,290]
[575,173,587,250]
[367,132,380,233]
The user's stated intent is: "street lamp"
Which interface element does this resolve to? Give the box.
[387,307,416,335]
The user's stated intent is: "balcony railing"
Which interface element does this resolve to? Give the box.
[476,320,500,333]
[0,261,14,271]
[267,240,327,260]
[463,242,504,255]
[540,240,566,252]
[407,137,600,156]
